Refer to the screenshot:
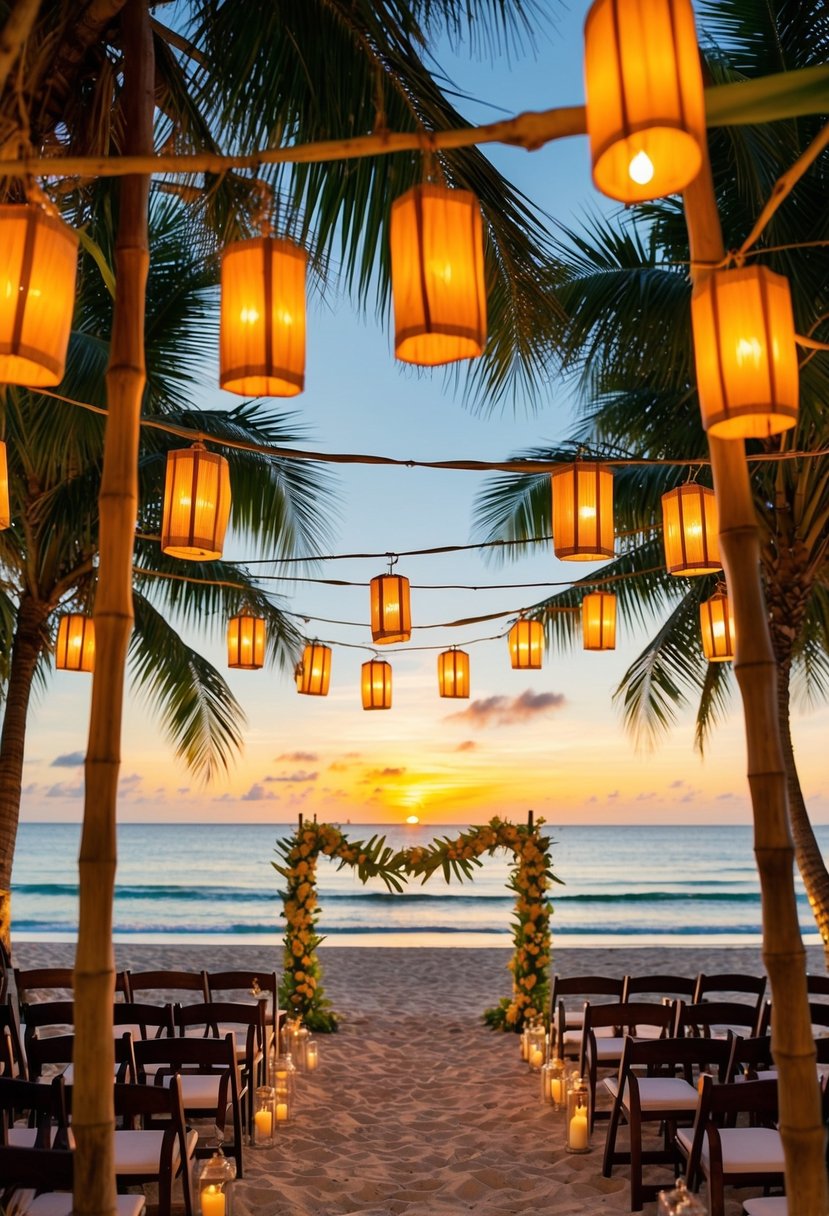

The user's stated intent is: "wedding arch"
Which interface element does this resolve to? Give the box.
[272,814,556,1032]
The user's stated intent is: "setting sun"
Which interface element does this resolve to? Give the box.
[405,814,420,824]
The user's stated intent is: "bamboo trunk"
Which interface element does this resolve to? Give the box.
[683,161,828,1215]
[0,591,48,949]
[73,1,153,1212]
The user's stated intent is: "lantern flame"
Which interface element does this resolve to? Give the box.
[628,150,655,185]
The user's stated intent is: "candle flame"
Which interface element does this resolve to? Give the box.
[628,150,655,186]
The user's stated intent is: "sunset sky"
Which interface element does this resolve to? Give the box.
[18,1,829,830]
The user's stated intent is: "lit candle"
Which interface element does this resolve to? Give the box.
[306,1043,319,1070]
[569,1109,589,1151]
[276,1101,289,1121]
[254,1109,273,1139]
[551,1078,562,1104]
[520,1031,528,1060]
[201,1187,225,1216]
[530,1047,544,1069]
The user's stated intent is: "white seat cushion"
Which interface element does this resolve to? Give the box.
[7,1127,38,1147]
[171,1072,224,1110]
[593,1036,626,1061]
[17,1195,145,1216]
[603,1075,698,1112]
[113,1127,198,1175]
[714,1127,785,1173]
[743,1199,787,1216]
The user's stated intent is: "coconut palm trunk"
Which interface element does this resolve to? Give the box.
[0,591,49,947]
[72,0,153,1210]
[683,160,828,1213]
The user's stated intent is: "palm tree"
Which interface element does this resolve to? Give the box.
[473,1,829,957]
[0,193,336,942]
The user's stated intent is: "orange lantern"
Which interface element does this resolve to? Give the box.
[362,659,392,710]
[220,237,307,397]
[227,614,266,670]
[390,184,486,366]
[584,0,706,203]
[691,266,799,439]
[661,484,721,576]
[508,619,544,670]
[0,204,78,386]
[370,572,411,645]
[161,443,231,561]
[582,592,617,650]
[552,462,614,560]
[0,440,9,530]
[437,648,470,698]
[55,613,95,672]
[297,641,332,697]
[700,588,735,662]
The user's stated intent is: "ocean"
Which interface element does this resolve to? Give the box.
[11,821,827,948]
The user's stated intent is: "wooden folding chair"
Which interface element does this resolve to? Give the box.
[113,1075,195,1216]
[582,1000,678,1131]
[693,973,766,1021]
[125,970,208,1007]
[550,974,625,1060]
[0,1144,145,1216]
[0,1075,68,1149]
[205,969,281,1058]
[677,1000,764,1041]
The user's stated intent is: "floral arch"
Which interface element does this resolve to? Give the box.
[272,816,556,1032]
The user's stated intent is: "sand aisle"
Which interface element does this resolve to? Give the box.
[13,942,822,1216]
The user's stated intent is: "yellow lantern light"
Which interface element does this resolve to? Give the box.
[437,648,470,698]
[584,0,706,203]
[161,443,231,561]
[508,619,544,670]
[55,613,95,672]
[552,462,614,561]
[700,588,735,662]
[582,592,617,651]
[297,642,332,697]
[370,571,411,645]
[220,237,307,397]
[661,484,721,575]
[0,440,10,530]
[227,614,266,670]
[362,659,392,710]
[390,184,486,366]
[691,266,799,439]
[0,204,78,387]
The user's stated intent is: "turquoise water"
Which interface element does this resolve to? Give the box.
[11,821,826,947]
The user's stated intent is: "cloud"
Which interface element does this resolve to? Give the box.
[264,771,318,784]
[607,790,619,800]
[242,783,278,802]
[716,792,734,801]
[635,791,656,802]
[276,751,318,763]
[669,779,685,789]
[447,690,566,728]
[456,740,477,752]
[120,773,142,787]
[51,751,84,768]
[365,766,405,778]
[46,782,83,799]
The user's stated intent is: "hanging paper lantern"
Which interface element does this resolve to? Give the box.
[661,484,721,575]
[584,0,706,203]
[362,659,392,710]
[220,237,307,397]
[161,443,231,561]
[55,613,95,672]
[437,648,470,698]
[227,614,266,670]
[370,572,411,644]
[700,589,735,662]
[691,266,799,439]
[552,462,614,561]
[0,204,79,387]
[582,592,617,650]
[508,619,544,670]
[390,184,487,366]
[0,440,10,530]
[297,642,332,697]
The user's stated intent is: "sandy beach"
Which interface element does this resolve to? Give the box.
[12,941,823,1216]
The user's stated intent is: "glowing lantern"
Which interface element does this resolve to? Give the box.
[370,572,411,645]
[691,266,799,439]
[661,484,721,575]
[0,204,78,386]
[508,619,544,670]
[582,592,617,650]
[297,642,332,696]
[552,462,614,560]
[0,440,10,529]
[55,613,95,672]
[161,443,231,561]
[220,237,307,397]
[700,588,735,662]
[362,659,392,710]
[227,614,266,670]
[438,648,470,698]
[390,184,486,366]
[584,0,706,203]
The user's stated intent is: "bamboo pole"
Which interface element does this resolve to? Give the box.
[683,159,828,1215]
[0,0,42,96]
[72,0,153,1212]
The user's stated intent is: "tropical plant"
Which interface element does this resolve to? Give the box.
[474,1,829,959]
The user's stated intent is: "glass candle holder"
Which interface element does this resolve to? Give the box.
[520,1025,530,1061]
[252,1085,275,1148]
[657,1178,707,1216]
[542,1057,566,1110]
[566,1077,591,1153]
[293,1025,309,1071]
[199,1150,235,1216]
[527,1024,546,1072]
[271,1052,297,1099]
[306,1037,320,1071]
[274,1081,291,1124]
